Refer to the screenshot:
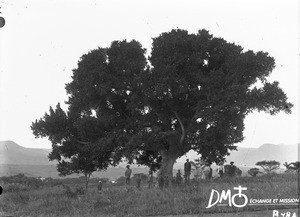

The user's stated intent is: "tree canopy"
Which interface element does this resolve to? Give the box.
[256,160,281,174]
[31,29,293,179]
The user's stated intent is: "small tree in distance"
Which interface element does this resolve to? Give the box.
[283,161,300,172]
[248,168,262,177]
[255,160,280,174]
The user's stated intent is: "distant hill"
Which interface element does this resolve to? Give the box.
[0,141,298,179]
[0,141,54,165]
[0,141,149,179]
[174,143,298,176]
[225,143,299,167]
[175,143,299,167]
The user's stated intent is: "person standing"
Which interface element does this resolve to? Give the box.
[158,174,164,189]
[194,166,201,181]
[97,180,102,193]
[202,163,211,180]
[208,164,213,179]
[184,159,192,183]
[176,169,183,184]
[228,161,236,177]
[217,162,224,178]
[136,173,142,189]
[148,170,154,189]
[125,165,132,185]
[164,175,169,188]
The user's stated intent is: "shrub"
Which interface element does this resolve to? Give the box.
[5,183,29,192]
[116,176,126,185]
[0,174,44,191]
[248,168,262,177]
[284,161,300,172]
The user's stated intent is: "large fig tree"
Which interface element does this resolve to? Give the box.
[31,41,148,189]
[132,29,292,177]
[32,29,292,180]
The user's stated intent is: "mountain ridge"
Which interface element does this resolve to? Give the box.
[0,140,298,178]
[0,140,55,165]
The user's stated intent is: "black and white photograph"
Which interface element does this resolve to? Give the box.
[0,0,299,216]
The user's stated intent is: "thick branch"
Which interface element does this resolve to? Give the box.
[73,137,90,145]
[173,111,186,147]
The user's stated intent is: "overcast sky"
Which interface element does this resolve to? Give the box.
[0,0,299,150]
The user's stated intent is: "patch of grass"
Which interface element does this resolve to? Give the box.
[0,173,298,216]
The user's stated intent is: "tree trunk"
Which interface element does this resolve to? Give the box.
[158,150,179,181]
[158,111,188,181]
[158,111,188,184]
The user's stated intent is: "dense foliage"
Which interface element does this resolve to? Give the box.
[31,29,293,179]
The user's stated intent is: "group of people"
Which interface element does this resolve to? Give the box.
[176,159,237,183]
[97,160,237,192]
[175,158,193,184]
[124,165,154,188]
[216,161,238,178]
[176,159,212,184]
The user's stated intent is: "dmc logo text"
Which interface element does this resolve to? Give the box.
[206,185,248,208]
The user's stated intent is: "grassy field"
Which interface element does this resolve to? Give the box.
[0,164,152,180]
[0,173,298,217]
